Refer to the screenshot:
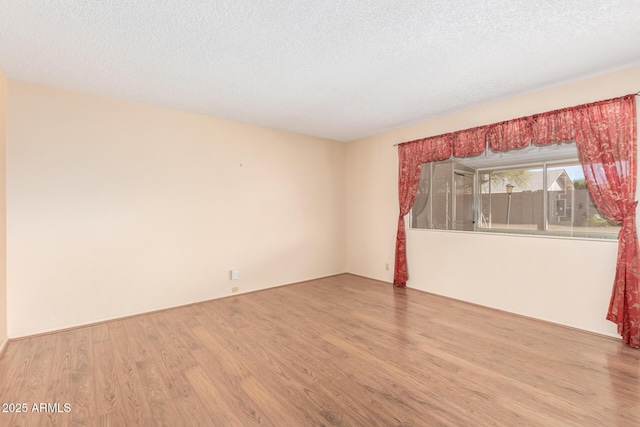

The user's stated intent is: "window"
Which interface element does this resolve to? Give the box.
[410,142,620,239]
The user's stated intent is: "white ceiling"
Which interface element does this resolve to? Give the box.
[1,1,639,142]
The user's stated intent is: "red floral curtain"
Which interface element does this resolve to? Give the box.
[394,140,424,286]
[394,136,452,286]
[394,95,639,347]
[573,96,638,347]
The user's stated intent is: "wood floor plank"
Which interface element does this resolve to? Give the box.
[182,365,246,426]
[0,334,37,400]
[68,327,96,426]
[239,328,399,426]
[92,323,124,424]
[42,329,76,427]
[133,314,213,426]
[0,274,639,426]
[188,324,272,425]
[0,333,58,427]
[192,307,367,426]
[121,316,195,427]
[238,293,465,426]
[107,322,154,427]
[230,291,443,425]
[97,407,127,427]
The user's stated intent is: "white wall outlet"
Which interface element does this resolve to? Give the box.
[230,269,239,280]
[232,287,239,293]
[385,263,390,271]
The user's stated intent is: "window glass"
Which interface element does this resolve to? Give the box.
[411,163,431,229]
[409,142,618,239]
[431,161,451,229]
[546,164,621,237]
[479,167,543,232]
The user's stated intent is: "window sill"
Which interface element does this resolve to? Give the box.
[407,227,618,242]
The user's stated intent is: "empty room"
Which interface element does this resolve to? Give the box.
[1,2,640,426]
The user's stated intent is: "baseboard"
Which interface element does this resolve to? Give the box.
[9,272,350,341]
[407,286,620,341]
[344,271,620,342]
[344,272,392,285]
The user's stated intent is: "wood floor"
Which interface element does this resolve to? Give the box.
[1,274,639,426]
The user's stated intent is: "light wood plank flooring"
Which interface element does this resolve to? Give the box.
[1,274,639,426]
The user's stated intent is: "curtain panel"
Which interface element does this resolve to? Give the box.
[394,95,638,347]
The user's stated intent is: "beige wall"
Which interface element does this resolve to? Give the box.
[6,80,346,337]
[346,66,640,337]
[0,69,6,348]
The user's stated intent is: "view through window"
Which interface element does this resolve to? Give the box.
[410,142,620,239]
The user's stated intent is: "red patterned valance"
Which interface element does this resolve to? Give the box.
[399,95,635,155]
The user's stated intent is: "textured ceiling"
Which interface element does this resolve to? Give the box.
[1,1,639,142]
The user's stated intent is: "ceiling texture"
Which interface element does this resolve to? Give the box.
[1,1,639,142]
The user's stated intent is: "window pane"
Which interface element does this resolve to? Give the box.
[411,163,431,229]
[430,161,452,229]
[547,164,621,237]
[479,167,543,231]
[454,172,474,231]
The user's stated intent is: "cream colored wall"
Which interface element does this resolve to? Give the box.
[0,69,7,348]
[346,66,640,337]
[6,80,346,338]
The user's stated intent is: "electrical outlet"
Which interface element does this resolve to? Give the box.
[385,263,390,271]
[232,287,239,293]
[230,269,239,280]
